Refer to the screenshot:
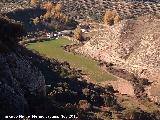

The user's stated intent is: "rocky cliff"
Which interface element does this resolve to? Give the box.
[0,17,46,116]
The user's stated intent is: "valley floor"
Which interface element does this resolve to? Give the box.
[26,38,116,83]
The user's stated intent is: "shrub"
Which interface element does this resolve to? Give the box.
[103,10,121,26]
[79,100,91,111]
[43,2,53,12]
[30,0,39,6]
[55,2,62,13]
[103,95,117,107]
[59,68,69,78]
[105,85,115,93]
[41,2,69,24]
[114,15,121,24]
[90,93,104,106]
[123,108,154,120]
[66,19,78,28]
[152,110,160,120]
[82,88,90,96]
[32,17,40,25]
[73,26,83,41]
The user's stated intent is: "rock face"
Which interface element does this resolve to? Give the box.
[0,52,46,115]
[76,15,160,102]
[0,17,46,115]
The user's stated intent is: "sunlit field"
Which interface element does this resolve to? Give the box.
[27,38,116,82]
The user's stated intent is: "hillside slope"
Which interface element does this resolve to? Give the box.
[0,17,46,115]
[0,16,119,119]
[60,0,160,20]
[76,15,160,103]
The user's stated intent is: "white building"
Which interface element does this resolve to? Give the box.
[81,29,86,33]
[46,32,53,38]
[58,30,72,36]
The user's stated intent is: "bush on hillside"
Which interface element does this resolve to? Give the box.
[78,100,91,111]
[73,26,84,41]
[103,94,117,107]
[43,2,53,12]
[123,108,155,120]
[152,110,160,120]
[30,0,39,6]
[55,2,62,13]
[32,17,40,25]
[114,15,121,24]
[82,88,90,96]
[103,10,121,26]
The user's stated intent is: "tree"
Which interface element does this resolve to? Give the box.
[78,100,91,111]
[103,10,121,26]
[43,2,53,12]
[32,17,39,25]
[51,6,56,15]
[114,15,121,24]
[74,26,83,41]
[40,15,44,20]
[55,2,62,13]
[54,12,61,19]
[43,11,51,20]
[64,15,69,23]
[104,10,116,26]
[30,0,39,6]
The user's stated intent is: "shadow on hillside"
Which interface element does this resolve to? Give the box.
[5,7,78,34]
[18,45,118,118]
[0,16,108,118]
[1,15,158,120]
[6,7,51,33]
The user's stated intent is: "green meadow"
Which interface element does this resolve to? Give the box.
[27,38,116,82]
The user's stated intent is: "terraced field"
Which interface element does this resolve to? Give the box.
[27,38,116,83]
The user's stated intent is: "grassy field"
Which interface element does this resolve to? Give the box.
[26,38,116,82]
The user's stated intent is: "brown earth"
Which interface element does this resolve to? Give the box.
[76,15,160,103]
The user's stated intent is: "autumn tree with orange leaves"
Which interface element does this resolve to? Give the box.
[74,26,83,41]
[55,2,62,13]
[103,10,121,26]
[42,2,69,24]
[43,2,53,12]
[30,0,39,6]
